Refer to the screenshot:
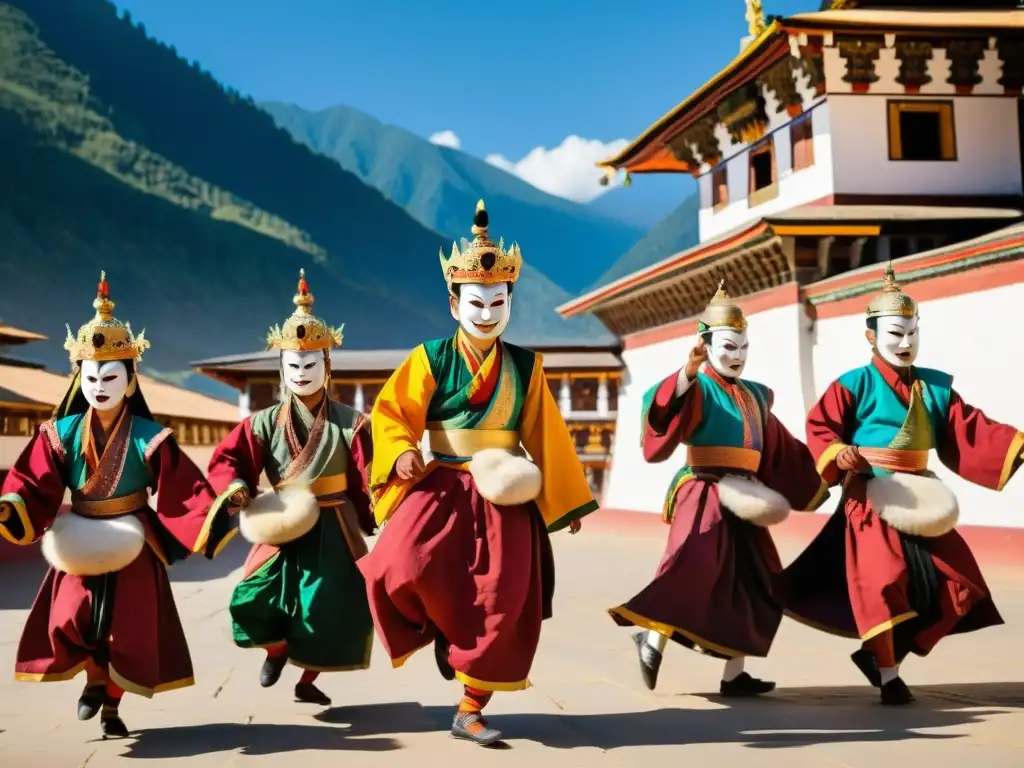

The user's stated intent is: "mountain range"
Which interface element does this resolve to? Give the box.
[259,101,646,295]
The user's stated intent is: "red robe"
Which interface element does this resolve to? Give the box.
[785,357,1023,658]
[0,418,228,696]
[610,367,828,659]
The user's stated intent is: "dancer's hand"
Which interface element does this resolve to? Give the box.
[395,450,427,482]
[0,502,11,523]
[835,445,870,473]
[228,487,250,510]
[568,518,582,535]
[684,338,708,380]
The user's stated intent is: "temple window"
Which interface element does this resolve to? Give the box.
[887,100,956,161]
[748,137,778,206]
[790,113,815,171]
[712,165,728,210]
[249,381,277,411]
[570,378,599,412]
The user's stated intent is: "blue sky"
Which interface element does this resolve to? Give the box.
[113,0,816,220]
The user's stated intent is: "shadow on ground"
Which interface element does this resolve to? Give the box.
[0,557,46,610]
[410,681,1024,751]
[119,702,430,758]
[168,534,248,583]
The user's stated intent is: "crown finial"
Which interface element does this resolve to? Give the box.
[294,268,314,315]
[472,199,489,238]
[93,270,115,321]
[65,270,150,363]
[881,261,901,293]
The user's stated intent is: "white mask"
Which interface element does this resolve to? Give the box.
[452,283,511,341]
[281,350,327,397]
[80,360,129,412]
[708,329,749,379]
[874,315,919,368]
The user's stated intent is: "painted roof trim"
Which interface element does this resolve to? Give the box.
[597,20,784,172]
[783,9,1024,34]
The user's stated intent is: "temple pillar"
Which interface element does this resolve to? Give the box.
[848,237,868,270]
[353,382,365,413]
[239,382,252,419]
[597,375,610,417]
[559,375,572,418]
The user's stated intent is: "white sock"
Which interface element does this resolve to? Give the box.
[722,656,745,682]
[880,666,898,685]
[646,630,668,653]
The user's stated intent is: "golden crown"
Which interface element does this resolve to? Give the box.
[697,280,748,333]
[439,200,523,295]
[266,269,344,352]
[866,262,917,320]
[64,271,150,363]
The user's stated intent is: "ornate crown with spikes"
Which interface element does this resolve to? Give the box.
[697,280,748,333]
[266,269,344,351]
[439,199,523,295]
[866,262,918,320]
[64,271,150,363]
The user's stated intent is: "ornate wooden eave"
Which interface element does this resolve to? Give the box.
[558,221,792,338]
[597,22,790,175]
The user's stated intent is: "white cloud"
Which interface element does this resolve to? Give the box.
[429,129,461,149]
[485,135,630,203]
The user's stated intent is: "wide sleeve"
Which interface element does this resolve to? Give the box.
[805,379,857,486]
[146,432,234,561]
[0,422,67,546]
[937,389,1024,491]
[640,369,704,464]
[369,345,436,492]
[519,354,599,532]
[344,416,376,536]
[201,417,267,557]
[759,412,829,511]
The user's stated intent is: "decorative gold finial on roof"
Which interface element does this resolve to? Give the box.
[64,271,150,363]
[745,0,767,38]
[866,261,918,320]
[698,279,748,333]
[266,269,344,351]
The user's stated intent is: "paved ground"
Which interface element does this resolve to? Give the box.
[1,521,1023,767]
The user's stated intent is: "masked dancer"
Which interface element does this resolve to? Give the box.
[611,282,828,695]
[785,263,1023,705]
[205,269,375,706]
[0,272,233,737]
[357,200,598,747]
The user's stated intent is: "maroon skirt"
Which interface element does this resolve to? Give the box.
[358,465,555,691]
[16,544,194,696]
[610,478,785,659]
[784,475,1003,657]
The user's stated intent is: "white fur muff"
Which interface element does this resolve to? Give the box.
[866,471,959,538]
[238,485,320,546]
[468,448,543,507]
[716,475,791,527]
[42,512,146,576]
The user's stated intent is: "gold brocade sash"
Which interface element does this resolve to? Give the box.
[71,490,149,518]
[687,446,761,473]
[427,428,520,458]
[858,447,929,473]
[274,473,349,504]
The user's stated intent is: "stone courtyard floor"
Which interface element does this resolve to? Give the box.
[1,517,1022,767]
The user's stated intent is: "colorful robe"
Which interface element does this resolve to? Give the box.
[206,395,375,672]
[610,365,828,659]
[357,331,598,692]
[0,408,231,696]
[785,356,1023,657]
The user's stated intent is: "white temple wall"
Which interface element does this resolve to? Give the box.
[605,279,1024,528]
[828,94,1022,197]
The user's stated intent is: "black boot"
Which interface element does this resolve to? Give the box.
[451,711,503,747]
[435,634,455,681]
[851,649,882,688]
[632,632,663,691]
[77,683,104,721]
[880,676,914,705]
[720,672,776,697]
[294,682,332,705]
[100,697,129,739]
[260,654,288,688]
